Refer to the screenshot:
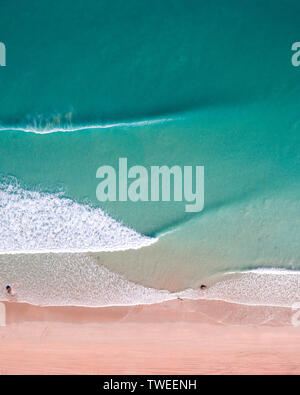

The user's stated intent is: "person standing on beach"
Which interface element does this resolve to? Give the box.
[6,285,12,295]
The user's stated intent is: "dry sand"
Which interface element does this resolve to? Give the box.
[0,299,300,375]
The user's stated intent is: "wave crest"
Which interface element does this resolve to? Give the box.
[0,179,157,254]
[0,116,175,134]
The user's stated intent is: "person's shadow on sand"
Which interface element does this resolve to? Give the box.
[5,285,18,302]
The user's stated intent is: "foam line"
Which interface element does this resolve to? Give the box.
[0,117,175,134]
[0,180,157,254]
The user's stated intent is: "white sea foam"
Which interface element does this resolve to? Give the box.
[0,180,157,254]
[239,268,300,276]
[0,179,298,308]
[0,117,175,134]
[181,268,300,308]
[0,250,299,308]
[0,254,176,307]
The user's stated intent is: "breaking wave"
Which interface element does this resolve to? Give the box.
[0,179,157,254]
[0,115,177,135]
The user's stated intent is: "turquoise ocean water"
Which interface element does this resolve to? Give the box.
[0,0,300,307]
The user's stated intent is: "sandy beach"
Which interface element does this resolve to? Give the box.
[0,299,300,375]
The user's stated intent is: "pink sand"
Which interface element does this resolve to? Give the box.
[0,299,300,375]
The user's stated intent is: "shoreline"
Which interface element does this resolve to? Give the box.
[1,299,300,374]
[2,265,300,309]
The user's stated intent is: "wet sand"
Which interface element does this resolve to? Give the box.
[0,299,300,375]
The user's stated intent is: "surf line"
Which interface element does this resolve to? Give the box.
[96,158,205,213]
[0,117,175,134]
